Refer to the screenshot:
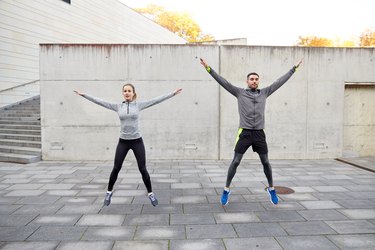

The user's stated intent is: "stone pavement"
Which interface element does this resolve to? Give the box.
[0,158,375,250]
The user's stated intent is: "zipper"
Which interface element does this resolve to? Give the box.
[127,102,129,114]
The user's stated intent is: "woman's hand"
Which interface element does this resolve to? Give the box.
[73,90,84,96]
[174,88,182,95]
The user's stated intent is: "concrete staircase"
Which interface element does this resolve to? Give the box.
[0,96,41,164]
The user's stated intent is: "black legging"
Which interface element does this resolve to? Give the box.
[108,137,152,193]
[225,152,273,188]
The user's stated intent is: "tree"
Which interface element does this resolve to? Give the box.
[134,4,214,43]
[359,28,375,47]
[296,36,334,47]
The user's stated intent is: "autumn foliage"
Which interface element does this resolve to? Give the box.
[134,4,214,43]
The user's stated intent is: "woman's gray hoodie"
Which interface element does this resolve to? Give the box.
[82,92,174,139]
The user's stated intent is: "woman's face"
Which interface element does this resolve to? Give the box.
[122,85,135,101]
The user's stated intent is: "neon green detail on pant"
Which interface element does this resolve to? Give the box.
[235,128,243,145]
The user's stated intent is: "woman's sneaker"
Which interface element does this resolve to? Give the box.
[104,192,113,206]
[148,193,158,206]
[267,187,279,205]
[221,189,231,206]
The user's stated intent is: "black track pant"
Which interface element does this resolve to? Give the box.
[108,137,152,193]
[225,152,273,188]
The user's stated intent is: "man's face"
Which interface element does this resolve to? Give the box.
[247,74,259,90]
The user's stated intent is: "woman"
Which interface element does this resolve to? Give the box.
[74,84,182,206]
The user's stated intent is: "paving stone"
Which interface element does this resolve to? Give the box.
[13,204,63,215]
[171,183,202,189]
[325,220,375,234]
[99,204,142,215]
[134,225,185,240]
[0,226,39,241]
[256,210,305,222]
[171,239,225,250]
[171,195,207,204]
[223,202,265,212]
[280,221,337,235]
[233,222,287,237]
[56,241,113,250]
[0,215,37,226]
[186,224,237,239]
[261,201,306,210]
[31,215,81,226]
[57,204,102,214]
[338,209,375,219]
[142,204,183,214]
[28,226,87,241]
[124,214,169,226]
[327,234,375,249]
[0,241,59,250]
[82,226,135,240]
[5,190,46,197]
[224,237,283,250]
[297,209,348,221]
[214,212,260,223]
[171,213,216,225]
[15,196,60,205]
[113,240,168,250]
[183,204,225,213]
[334,199,375,208]
[6,184,44,190]
[299,200,342,209]
[279,193,318,201]
[276,236,339,250]
[0,204,22,214]
[77,214,125,226]
[2,179,31,184]
[55,197,97,205]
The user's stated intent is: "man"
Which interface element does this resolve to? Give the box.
[200,57,303,205]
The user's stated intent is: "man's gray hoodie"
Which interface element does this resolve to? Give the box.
[207,66,296,130]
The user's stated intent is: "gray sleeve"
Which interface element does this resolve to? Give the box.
[81,94,119,111]
[138,92,175,110]
[263,66,296,97]
[209,68,241,97]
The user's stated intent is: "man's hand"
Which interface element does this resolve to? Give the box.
[200,58,208,68]
[295,58,303,69]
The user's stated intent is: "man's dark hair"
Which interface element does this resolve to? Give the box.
[247,72,259,80]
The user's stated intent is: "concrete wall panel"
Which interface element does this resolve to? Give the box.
[40,44,375,160]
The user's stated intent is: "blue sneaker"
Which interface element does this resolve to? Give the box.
[221,189,230,206]
[267,188,278,205]
[104,192,113,206]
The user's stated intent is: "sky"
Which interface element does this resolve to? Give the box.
[119,0,375,46]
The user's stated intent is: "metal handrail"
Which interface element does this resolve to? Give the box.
[0,79,40,93]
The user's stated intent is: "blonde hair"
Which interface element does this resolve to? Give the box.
[122,83,137,100]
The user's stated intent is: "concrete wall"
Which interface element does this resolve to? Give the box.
[0,0,185,91]
[40,44,375,160]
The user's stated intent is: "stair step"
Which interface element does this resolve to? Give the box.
[0,113,40,117]
[0,96,42,163]
[0,129,40,135]
[0,124,40,130]
[0,145,41,155]
[0,139,41,148]
[0,117,40,121]
[0,120,40,125]
[0,152,41,164]
[0,133,41,141]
